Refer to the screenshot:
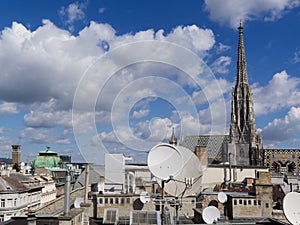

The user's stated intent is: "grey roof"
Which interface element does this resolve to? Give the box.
[0,175,27,192]
[180,135,229,163]
[73,164,105,189]
[9,173,33,182]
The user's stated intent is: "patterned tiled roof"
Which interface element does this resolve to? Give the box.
[179,135,230,163]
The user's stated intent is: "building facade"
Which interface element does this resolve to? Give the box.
[0,173,43,223]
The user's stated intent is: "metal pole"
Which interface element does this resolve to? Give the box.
[161,180,165,225]
[64,172,71,215]
[84,164,90,203]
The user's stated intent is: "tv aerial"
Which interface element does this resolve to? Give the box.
[283,192,300,225]
[148,143,202,225]
[202,206,220,224]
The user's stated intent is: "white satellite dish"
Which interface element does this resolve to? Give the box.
[283,192,300,225]
[148,144,183,180]
[74,197,84,208]
[202,206,220,224]
[217,192,227,203]
[140,191,151,203]
[148,143,202,197]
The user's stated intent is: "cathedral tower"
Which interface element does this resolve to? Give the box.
[226,21,263,166]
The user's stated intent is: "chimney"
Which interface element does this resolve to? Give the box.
[11,145,21,166]
[27,211,36,225]
[84,164,90,203]
[64,172,71,215]
[194,145,208,167]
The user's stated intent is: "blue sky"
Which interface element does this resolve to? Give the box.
[0,0,299,164]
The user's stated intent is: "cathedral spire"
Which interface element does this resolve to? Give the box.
[236,20,248,85]
[228,22,263,166]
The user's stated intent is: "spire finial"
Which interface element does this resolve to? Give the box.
[238,20,243,31]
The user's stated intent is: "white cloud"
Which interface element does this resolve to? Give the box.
[293,50,300,63]
[98,8,106,14]
[0,20,218,161]
[132,109,150,119]
[56,138,71,145]
[210,56,231,74]
[0,102,18,115]
[262,107,300,142]
[24,110,72,128]
[204,0,300,28]
[59,1,88,30]
[216,43,231,53]
[19,127,54,144]
[158,25,215,54]
[253,70,300,116]
[198,97,230,134]
[192,78,232,105]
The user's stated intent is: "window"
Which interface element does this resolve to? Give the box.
[243,200,247,205]
[115,198,119,204]
[234,200,237,205]
[105,198,108,204]
[121,198,124,204]
[110,198,114,204]
[248,200,251,205]
[265,203,269,208]
[258,200,261,205]
[254,200,257,205]
[7,199,12,207]
[126,197,131,204]
[103,208,119,224]
[239,200,242,204]
[0,199,5,208]
[14,198,17,207]
[99,198,103,204]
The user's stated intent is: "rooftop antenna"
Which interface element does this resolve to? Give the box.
[148,143,202,225]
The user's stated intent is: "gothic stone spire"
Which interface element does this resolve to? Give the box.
[237,20,248,85]
[229,21,263,166]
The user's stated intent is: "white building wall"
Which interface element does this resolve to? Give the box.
[105,154,125,192]
[41,180,57,204]
[201,166,269,189]
[0,192,28,222]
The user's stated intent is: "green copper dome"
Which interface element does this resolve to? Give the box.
[32,147,64,169]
